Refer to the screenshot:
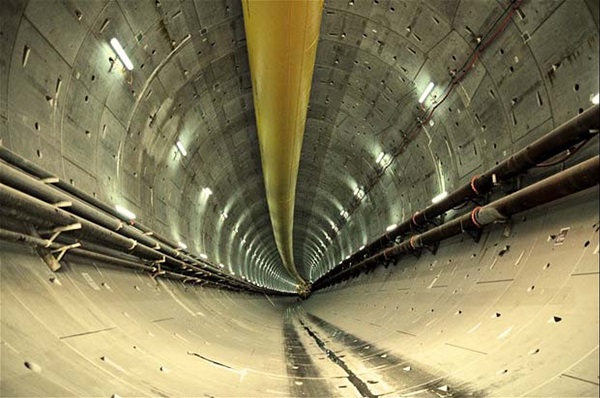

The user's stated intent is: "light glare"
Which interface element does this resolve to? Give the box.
[431,191,449,204]
[592,93,599,105]
[418,81,435,104]
[176,141,187,156]
[115,205,136,220]
[110,38,134,70]
[386,223,396,232]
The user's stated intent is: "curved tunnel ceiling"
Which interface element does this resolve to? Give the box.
[1,0,598,290]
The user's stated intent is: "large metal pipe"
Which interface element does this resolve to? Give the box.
[317,104,599,284]
[318,155,599,287]
[242,0,324,287]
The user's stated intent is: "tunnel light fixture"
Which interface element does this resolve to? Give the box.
[110,38,134,71]
[376,151,385,164]
[175,141,187,157]
[340,209,349,219]
[202,187,213,196]
[177,241,188,250]
[359,245,365,250]
[200,253,208,259]
[221,211,228,220]
[431,191,448,204]
[386,223,397,232]
[219,263,225,269]
[418,81,435,104]
[115,205,136,220]
[592,93,599,105]
[354,186,365,199]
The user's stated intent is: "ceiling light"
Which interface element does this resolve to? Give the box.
[221,211,228,220]
[219,263,224,268]
[175,141,187,156]
[115,205,136,220]
[386,223,396,232]
[359,245,365,250]
[177,241,187,250]
[110,38,134,70]
[200,253,208,259]
[418,81,435,104]
[354,186,365,199]
[592,93,599,105]
[202,187,212,196]
[431,191,448,204]
[376,151,385,164]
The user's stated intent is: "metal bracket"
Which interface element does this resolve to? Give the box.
[50,242,81,261]
[422,241,440,255]
[465,227,483,243]
[41,177,59,184]
[38,223,82,246]
[53,201,72,208]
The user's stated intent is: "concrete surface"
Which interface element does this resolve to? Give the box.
[0,0,598,396]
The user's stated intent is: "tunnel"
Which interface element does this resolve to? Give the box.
[1,0,599,396]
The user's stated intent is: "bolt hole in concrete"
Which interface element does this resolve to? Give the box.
[551,316,562,323]
[584,240,590,247]
[493,312,501,318]
[529,348,541,355]
[36,149,42,158]
[543,263,551,270]
[34,122,40,131]
[24,361,42,373]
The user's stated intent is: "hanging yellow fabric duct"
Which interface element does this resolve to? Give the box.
[242,0,323,288]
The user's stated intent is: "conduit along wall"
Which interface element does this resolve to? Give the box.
[314,104,599,289]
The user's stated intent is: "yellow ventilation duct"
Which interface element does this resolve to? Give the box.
[242,0,323,287]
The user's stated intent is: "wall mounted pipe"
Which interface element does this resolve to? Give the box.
[0,228,241,290]
[316,104,599,284]
[317,155,599,288]
[0,161,220,273]
[0,155,281,292]
[242,0,324,286]
[0,183,280,294]
[0,145,180,249]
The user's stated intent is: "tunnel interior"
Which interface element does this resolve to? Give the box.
[1,0,599,396]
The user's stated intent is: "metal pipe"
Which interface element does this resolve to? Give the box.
[0,162,222,273]
[0,227,239,290]
[317,104,599,284]
[0,184,275,293]
[242,0,324,287]
[0,145,180,249]
[318,156,599,287]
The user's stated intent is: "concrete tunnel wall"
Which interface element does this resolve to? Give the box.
[1,0,599,396]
